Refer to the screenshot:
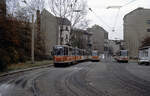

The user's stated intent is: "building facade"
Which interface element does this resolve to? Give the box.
[107,40,125,55]
[87,25,108,54]
[57,17,71,45]
[124,8,150,58]
[36,9,71,58]
[71,29,92,50]
[38,9,58,57]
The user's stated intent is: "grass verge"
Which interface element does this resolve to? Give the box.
[6,60,53,72]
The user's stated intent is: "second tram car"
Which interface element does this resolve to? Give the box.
[91,50,100,62]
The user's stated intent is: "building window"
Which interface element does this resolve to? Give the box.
[146,20,150,24]
[147,29,150,32]
[66,26,69,31]
[66,34,68,40]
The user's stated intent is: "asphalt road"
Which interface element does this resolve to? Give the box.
[0,60,150,96]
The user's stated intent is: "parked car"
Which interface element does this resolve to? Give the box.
[138,46,150,65]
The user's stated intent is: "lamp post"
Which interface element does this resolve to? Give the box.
[31,14,35,64]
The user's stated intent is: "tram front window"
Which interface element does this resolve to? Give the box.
[92,51,98,56]
[53,47,64,56]
[120,51,128,56]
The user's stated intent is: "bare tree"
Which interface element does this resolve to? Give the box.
[23,0,45,13]
[76,18,90,29]
[6,0,19,15]
[141,36,150,48]
[48,0,88,28]
[6,0,30,21]
[6,0,45,20]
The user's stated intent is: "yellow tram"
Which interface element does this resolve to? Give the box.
[52,45,89,67]
[91,50,100,62]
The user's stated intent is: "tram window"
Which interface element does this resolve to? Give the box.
[82,51,84,56]
[64,47,68,56]
[69,48,72,56]
[120,51,128,56]
[53,47,64,56]
[79,50,81,55]
[72,49,76,55]
[76,49,79,56]
[77,50,80,55]
[92,51,97,56]
[81,50,83,55]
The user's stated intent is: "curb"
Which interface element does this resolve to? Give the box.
[129,60,138,63]
[0,64,53,77]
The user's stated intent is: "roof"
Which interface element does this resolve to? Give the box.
[72,28,92,35]
[41,9,71,26]
[123,7,150,20]
[41,9,55,18]
[139,46,150,50]
[56,17,71,25]
[87,25,108,34]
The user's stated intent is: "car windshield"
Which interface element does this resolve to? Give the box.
[120,51,128,56]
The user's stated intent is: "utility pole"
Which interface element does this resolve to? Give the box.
[31,14,35,64]
[22,0,35,64]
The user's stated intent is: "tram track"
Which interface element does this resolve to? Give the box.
[2,61,150,96]
[61,63,106,96]
[0,67,52,96]
[108,62,150,96]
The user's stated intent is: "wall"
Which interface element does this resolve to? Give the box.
[40,9,58,57]
[124,8,150,58]
[87,25,108,54]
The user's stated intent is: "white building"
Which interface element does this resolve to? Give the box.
[57,17,71,45]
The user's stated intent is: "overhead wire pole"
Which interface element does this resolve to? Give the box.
[23,0,35,64]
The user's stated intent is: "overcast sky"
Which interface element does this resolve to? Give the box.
[87,0,150,40]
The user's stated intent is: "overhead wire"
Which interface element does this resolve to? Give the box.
[122,0,139,7]
[112,8,120,32]
[111,0,139,32]
[88,0,139,33]
[88,8,113,31]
